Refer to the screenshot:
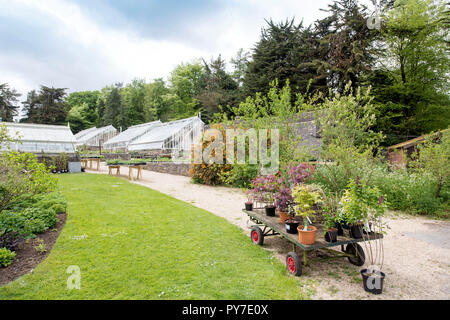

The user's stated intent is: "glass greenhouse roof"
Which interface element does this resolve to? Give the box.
[1,122,77,154]
[75,125,117,146]
[103,120,161,148]
[128,116,203,151]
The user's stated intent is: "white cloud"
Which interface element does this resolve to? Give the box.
[1,0,370,98]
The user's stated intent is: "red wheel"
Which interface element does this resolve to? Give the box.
[286,252,302,276]
[250,226,264,245]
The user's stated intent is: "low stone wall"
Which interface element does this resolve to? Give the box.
[143,162,190,177]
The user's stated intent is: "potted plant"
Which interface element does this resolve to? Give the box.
[250,175,279,216]
[274,184,294,223]
[340,177,388,294]
[292,184,322,245]
[244,193,253,211]
[323,213,338,243]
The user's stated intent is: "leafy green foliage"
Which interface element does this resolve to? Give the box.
[219,164,258,188]
[0,83,20,122]
[20,86,67,125]
[0,247,15,267]
[338,178,386,225]
[410,130,449,199]
[0,151,57,213]
[292,184,323,229]
[313,83,384,153]
[372,0,450,143]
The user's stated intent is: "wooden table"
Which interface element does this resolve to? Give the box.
[81,158,101,171]
[107,164,143,181]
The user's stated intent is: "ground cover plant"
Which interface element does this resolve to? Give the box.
[0,173,311,299]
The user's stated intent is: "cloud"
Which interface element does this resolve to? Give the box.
[1,0,369,100]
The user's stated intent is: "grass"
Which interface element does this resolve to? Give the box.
[0,173,311,299]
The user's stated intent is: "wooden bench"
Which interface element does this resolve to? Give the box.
[107,164,143,181]
[81,158,101,171]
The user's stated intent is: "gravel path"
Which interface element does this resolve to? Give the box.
[87,164,450,300]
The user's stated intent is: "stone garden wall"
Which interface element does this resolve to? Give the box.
[143,162,190,177]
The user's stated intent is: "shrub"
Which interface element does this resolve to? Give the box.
[248,174,281,205]
[0,151,56,213]
[370,167,446,217]
[219,164,258,188]
[50,203,66,214]
[189,124,232,186]
[20,208,57,233]
[287,163,314,186]
[0,247,16,267]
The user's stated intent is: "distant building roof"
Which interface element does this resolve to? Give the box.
[1,122,77,154]
[128,116,204,151]
[75,125,117,147]
[103,120,162,149]
[387,128,449,151]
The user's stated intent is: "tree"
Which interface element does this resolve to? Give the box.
[103,83,127,130]
[313,0,377,93]
[372,0,450,144]
[167,61,205,120]
[66,103,92,134]
[21,86,67,125]
[243,19,321,97]
[21,90,39,123]
[196,55,239,121]
[230,48,251,87]
[0,83,20,122]
[65,91,100,126]
[144,79,169,122]
[122,79,146,126]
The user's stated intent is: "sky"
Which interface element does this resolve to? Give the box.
[0,0,375,98]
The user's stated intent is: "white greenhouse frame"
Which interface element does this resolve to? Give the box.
[1,122,77,154]
[75,125,118,147]
[128,116,204,152]
[102,120,162,151]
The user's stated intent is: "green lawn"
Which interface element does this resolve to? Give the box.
[0,173,310,299]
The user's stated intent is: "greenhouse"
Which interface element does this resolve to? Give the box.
[102,120,161,151]
[128,116,204,152]
[75,125,118,148]
[1,122,77,154]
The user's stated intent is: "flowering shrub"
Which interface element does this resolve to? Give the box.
[288,163,314,186]
[248,174,281,205]
[274,184,293,211]
[189,124,232,186]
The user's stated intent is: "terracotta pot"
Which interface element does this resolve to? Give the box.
[279,211,293,224]
[297,225,317,245]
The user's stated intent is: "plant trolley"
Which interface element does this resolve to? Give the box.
[243,208,383,277]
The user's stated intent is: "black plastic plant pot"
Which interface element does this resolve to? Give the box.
[285,220,299,234]
[350,224,364,239]
[324,228,338,243]
[334,223,344,236]
[341,221,350,230]
[361,269,386,294]
[265,206,276,217]
[245,203,253,211]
